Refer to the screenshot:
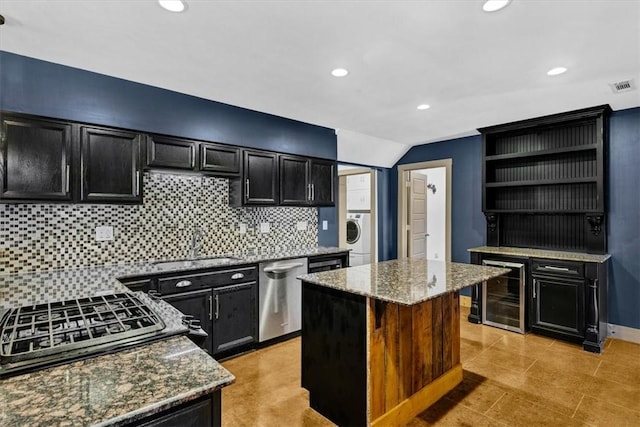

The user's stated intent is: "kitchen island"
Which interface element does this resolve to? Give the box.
[298,258,508,427]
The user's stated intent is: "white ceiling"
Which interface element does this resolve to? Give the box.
[1,0,639,156]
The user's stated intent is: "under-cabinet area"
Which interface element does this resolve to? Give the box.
[468,246,609,353]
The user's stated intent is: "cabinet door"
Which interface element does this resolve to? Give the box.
[279,154,309,205]
[1,114,72,201]
[243,150,277,205]
[163,289,213,354]
[531,275,585,340]
[309,159,335,206]
[146,134,196,170]
[80,126,142,203]
[200,142,240,176]
[212,282,257,355]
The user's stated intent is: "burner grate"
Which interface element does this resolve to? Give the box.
[0,293,165,364]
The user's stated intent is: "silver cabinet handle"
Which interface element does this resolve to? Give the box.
[245,179,250,199]
[532,279,537,299]
[209,294,213,321]
[543,265,571,272]
[175,280,192,288]
[135,171,140,196]
[65,165,70,193]
[311,183,315,201]
[307,184,312,201]
[231,273,244,280]
[214,294,219,320]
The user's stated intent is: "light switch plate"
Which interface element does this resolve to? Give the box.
[239,223,247,234]
[95,226,114,241]
[322,220,328,230]
[296,221,308,231]
[260,222,270,233]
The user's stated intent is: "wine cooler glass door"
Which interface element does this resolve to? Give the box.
[481,260,526,334]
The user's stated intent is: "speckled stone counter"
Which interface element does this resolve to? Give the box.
[0,336,235,427]
[298,258,509,305]
[468,246,610,263]
[0,246,349,308]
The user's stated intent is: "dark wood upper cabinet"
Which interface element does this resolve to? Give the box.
[1,114,73,201]
[279,155,309,205]
[200,142,240,176]
[230,149,278,206]
[309,158,335,206]
[279,155,335,206]
[480,105,610,253]
[80,125,143,204]
[146,134,196,170]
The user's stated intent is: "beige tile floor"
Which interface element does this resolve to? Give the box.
[221,308,640,426]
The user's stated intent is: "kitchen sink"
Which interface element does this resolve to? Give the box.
[152,256,241,269]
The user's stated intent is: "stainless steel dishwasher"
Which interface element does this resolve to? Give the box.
[258,258,308,342]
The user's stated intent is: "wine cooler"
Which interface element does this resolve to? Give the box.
[481,260,526,333]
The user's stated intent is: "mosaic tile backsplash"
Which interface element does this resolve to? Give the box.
[0,172,318,274]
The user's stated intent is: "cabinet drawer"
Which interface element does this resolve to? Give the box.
[157,266,257,295]
[531,259,584,278]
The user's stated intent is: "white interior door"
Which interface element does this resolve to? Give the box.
[409,171,428,259]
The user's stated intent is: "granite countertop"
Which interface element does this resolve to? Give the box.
[467,246,610,263]
[0,246,350,308]
[0,246,348,425]
[298,258,509,306]
[0,336,235,427]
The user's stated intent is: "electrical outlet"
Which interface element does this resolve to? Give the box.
[296,221,308,231]
[239,223,247,234]
[322,220,328,230]
[260,222,270,233]
[95,226,114,241]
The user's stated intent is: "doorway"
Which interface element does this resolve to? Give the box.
[338,166,377,266]
[397,159,452,261]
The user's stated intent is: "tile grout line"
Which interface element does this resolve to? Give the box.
[571,394,585,419]
[523,358,537,374]
[592,359,603,376]
[483,391,507,415]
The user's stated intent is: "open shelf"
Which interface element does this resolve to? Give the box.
[480,105,609,253]
[485,177,597,188]
[485,144,598,162]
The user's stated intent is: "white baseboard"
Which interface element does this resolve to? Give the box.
[607,323,640,344]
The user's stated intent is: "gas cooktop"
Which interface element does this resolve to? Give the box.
[0,293,175,377]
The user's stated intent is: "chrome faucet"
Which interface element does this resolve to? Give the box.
[189,226,206,259]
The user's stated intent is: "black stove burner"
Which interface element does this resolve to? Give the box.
[0,293,165,370]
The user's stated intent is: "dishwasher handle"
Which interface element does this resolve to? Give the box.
[263,262,305,274]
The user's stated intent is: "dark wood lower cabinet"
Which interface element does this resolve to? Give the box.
[133,392,221,427]
[531,274,585,342]
[469,252,608,353]
[162,289,214,355]
[212,282,257,357]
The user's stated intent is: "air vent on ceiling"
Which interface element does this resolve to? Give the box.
[609,79,636,93]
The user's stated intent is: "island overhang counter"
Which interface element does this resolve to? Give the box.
[298,258,509,427]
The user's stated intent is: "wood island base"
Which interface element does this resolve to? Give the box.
[301,282,463,427]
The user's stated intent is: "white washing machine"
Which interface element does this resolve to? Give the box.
[346,213,371,266]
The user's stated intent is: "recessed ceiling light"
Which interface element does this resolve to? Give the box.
[482,0,511,12]
[158,0,185,13]
[547,67,568,76]
[417,104,431,110]
[331,68,349,77]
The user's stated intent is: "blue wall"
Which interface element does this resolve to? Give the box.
[607,108,640,329]
[383,109,640,329]
[0,51,338,246]
[383,136,485,263]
